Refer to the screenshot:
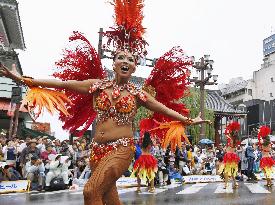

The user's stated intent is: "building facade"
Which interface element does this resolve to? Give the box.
[0,0,30,138]
[219,33,275,135]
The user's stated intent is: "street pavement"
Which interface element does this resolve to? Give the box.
[1,181,275,205]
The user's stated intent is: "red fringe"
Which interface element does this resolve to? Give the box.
[260,156,275,168]
[223,153,240,164]
[133,154,158,170]
[53,31,105,136]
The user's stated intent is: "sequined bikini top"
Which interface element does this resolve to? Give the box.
[89,79,147,125]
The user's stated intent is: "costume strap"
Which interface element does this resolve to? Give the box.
[89,79,148,102]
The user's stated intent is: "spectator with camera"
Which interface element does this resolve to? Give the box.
[0,164,21,181]
[20,139,40,177]
[41,144,57,162]
[45,154,70,190]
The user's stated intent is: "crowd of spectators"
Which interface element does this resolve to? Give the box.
[149,141,275,186]
[0,135,90,191]
[1,134,275,191]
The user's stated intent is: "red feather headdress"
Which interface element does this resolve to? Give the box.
[224,121,240,146]
[257,126,271,147]
[103,0,148,59]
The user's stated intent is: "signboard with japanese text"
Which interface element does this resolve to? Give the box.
[116,177,146,188]
[31,122,51,133]
[0,180,30,193]
[263,34,275,56]
[182,175,223,183]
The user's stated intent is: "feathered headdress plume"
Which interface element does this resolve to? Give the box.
[257,126,271,147]
[224,121,240,147]
[103,0,148,59]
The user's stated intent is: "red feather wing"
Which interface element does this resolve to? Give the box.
[142,46,192,140]
[53,31,105,136]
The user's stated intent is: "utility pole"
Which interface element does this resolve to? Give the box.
[8,86,22,140]
[189,55,218,140]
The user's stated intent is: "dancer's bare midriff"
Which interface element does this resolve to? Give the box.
[94,119,133,143]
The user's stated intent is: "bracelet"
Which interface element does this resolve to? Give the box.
[20,76,35,87]
[183,118,193,126]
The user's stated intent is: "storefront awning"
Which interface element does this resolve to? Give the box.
[21,126,55,140]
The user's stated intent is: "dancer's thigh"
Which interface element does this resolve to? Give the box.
[84,145,134,197]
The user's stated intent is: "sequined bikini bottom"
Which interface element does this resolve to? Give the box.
[90,138,135,164]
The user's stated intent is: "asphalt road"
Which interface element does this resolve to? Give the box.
[1,181,275,205]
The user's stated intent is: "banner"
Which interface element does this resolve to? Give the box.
[255,173,275,179]
[116,177,146,187]
[263,34,275,56]
[0,180,30,194]
[183,175,223,183]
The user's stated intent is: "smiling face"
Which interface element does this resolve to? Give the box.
[113,50,136,79]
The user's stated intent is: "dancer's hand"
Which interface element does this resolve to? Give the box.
[0,63,22,82]
[191,112,212,125]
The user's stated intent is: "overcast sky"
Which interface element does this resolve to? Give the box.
[16,0,275,139]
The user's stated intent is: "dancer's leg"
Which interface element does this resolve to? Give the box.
[148,179,155,193]
[224,173,228,189]
[232,176,238,189]
[232,168,238,189]
[83,145,134,205]
[263,170,269,186]
[136,174,141,193]
[103,184,122,205]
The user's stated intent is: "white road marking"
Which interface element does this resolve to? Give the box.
[214,183,233,193]
[164,183,182,189]
[244,183,271,194]
[137,183,182,195]
[0,192,27,196]
[118,187,145,194]
[30,189,70,195]
[70,187,143,195]
[176,183,208,194]
[70,191,83,195]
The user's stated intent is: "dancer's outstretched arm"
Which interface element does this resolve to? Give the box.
[139,91,211,125]
[0,64,98,94]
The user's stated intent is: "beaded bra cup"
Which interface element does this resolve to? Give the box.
[89,79,147,125]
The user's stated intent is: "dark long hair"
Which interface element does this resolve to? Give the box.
[141,132,153,149]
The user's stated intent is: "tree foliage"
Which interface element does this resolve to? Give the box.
[180,87,215,144]
[133,106,151,132]
[134,87,215,144]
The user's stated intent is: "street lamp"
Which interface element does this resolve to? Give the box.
[189,55,218,140]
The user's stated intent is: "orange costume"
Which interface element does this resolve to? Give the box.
[132,145,158,182]
[258,126,275,186]
[88,79,147,164]
[14,0,195,204]
[219,121,240,188]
